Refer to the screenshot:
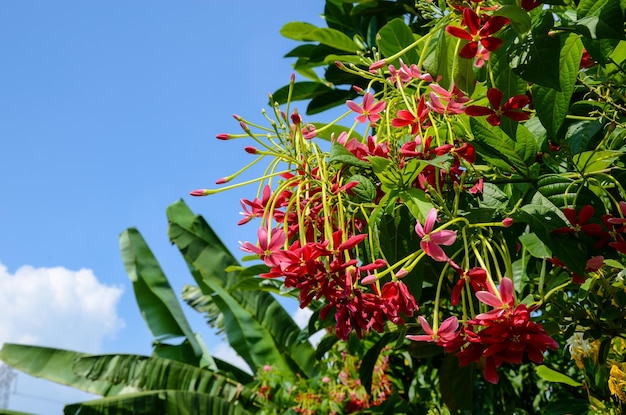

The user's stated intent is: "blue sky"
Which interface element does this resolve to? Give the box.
[0,2,329,412]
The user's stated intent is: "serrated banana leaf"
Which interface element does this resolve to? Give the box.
[166,200,317,379]
[0,344,257,408]
[63,390,255,415]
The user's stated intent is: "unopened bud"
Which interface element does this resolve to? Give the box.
[239,121,250,132]
[232,114,242,121]
[352,85,364,94]
[361,274,378,285]
[215,177,229,185]
[502,218,514,227]
[291,109,302,126]
[244,146,259,154]
[396,268,408,279]
[369,59,386,71]
[216,133,231,140]
[190,189,209,197]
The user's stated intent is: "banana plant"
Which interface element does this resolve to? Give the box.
[0,200,318,414]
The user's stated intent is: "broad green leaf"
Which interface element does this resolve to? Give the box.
[532,34,584,138]
[166,200,317,379]
[399,187,432,223]
[376,18,419,65]
[493,5,532,35]
[536,174,578,207]
[119,229,211,368]
[510,11,561,90]
[566,119,605,153]
[453,43,476,96]
[470,117,530,176]
[514,122,540,167]
[348,174,377,202]
[439,354,474,412]
[423,26,455,90]
[491,40,528,99]
[64,390,254,415]
[280,22,357,53]
[536,365,582,387]
[519,232,552,258]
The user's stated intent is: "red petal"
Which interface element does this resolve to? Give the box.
[503,95,530,110]
[503,110,530,122]
[486,88,503,109]
[446,25,473,41]
[486,113,501,126]
[480,36,504,52]
[462,8,480,35]
[459,41,479,59]
[465,105,494,116]
[480,16,509,36]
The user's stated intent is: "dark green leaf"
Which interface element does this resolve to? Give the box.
[510,11,561,90]
[493,5,532,35]
[566,119,605,153]
[470,117,530,176]
[280,22,357,53]
[329,142,370,167]
[532,34,584,138]
[271,82,332,105]
[307,88,358,115]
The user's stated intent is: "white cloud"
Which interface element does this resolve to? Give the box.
[293,307,325,347]
[0,262,124,354]
[211,342,252,374]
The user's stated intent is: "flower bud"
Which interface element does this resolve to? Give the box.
[215,177,229,185]
[244,146,259,154]
[189,189,209,197]
[502,218,514,227]
[361,274,378,285]
[369,59,386,71]
[216,133,231,140]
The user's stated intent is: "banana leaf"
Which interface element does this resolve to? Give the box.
[0,344,257,409]
[63,390,255,415]
[119,228,214,369]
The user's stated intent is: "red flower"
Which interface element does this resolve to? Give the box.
[451,266,488,306]
[465,88,530,126]
[446,8,509,59]
[380,281,419,324]
[552,205,604,237]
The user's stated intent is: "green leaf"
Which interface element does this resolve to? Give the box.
[280,22,357,53]
[573,150,621,173]
[510,11,562,90]
[519,232,552,258]
[348,174,377,202]
[439,354,474,412]
[64,390,254,415]
[536,365,582,387]
[423,26,456,90]
[453,45,476,96]
[491,40,528,99]
[566,119,605,153]
[470,117,530,176]
[119,228,212,368]
[532,34,584,138]
[493,5,532,35]
[166,200,317,379]
[329,142,370,168]
[376,18,419,64]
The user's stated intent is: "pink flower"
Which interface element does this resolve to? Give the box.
[240,226,286,266]
[475,277,516,320]
[414,208,457,261]
[407,315,460,347]
[346,92,386,124]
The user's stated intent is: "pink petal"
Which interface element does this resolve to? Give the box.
[346,100,363,114]
[415,221,426,238]
[424,208,438,233]
[499,277,515,305]
[430,230,457,246]
[418,315,434,335]
[422,240,449,262]
[362,92,374,110]
[475,290,502,308]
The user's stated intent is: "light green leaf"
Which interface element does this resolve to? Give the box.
[536,365,582,387]
[423,26,456,90]
[532,34,584,138]
[329,142,370,168]
[519,233,552,258]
